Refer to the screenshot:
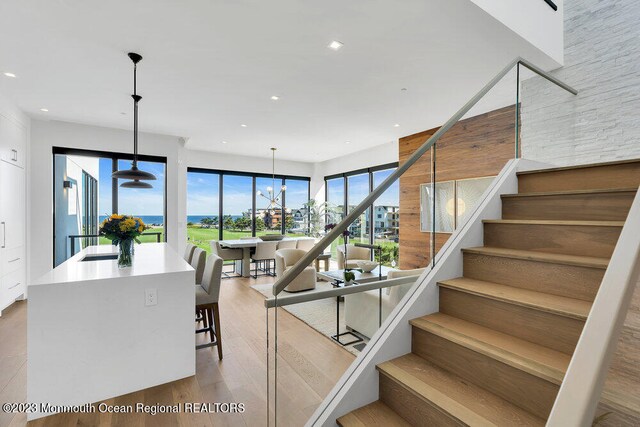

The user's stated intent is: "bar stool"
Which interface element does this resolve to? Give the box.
[195,254,223,359]
[190,247,206,284]
[251,241,278,278]
[184,243,196,263]
[210,240,243,278]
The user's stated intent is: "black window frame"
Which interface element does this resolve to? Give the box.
[52,146,168,267]
[187,167,311,240]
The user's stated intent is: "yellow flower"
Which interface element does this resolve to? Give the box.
[111,214,124,220]
[138,226,145,233]
[119,218,137,232]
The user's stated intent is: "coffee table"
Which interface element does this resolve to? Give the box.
[318,266,392,346]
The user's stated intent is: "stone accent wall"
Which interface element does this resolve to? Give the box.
[521,0,640,166]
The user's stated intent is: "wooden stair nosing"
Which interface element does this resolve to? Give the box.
[377,354,545,426]
[438,277,592,320]
[410,313,569,384]
[516,159,640,176]
[482,219,625,227]
[462,246,609,269]
[336,401,412,427]
[501,187,638,198]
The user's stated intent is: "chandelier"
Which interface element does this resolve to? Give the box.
[256,148,286,209]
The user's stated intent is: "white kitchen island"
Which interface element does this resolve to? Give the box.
[27,243,195,420]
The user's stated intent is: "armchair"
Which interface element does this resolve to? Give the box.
[336,244,371,270]
[275,248,317,293]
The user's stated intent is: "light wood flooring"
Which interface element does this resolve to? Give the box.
[0,275,355,427]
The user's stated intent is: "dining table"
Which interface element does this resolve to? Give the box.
[218,237,314,277]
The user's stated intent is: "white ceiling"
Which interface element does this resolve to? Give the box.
[0,0,557,162]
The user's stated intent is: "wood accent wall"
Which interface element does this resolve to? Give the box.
[399,105,517,269]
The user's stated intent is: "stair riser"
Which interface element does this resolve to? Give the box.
[502,191,635,221]
[463,252,604,301]
[439,288,584,354]
[517,162,640,193]
[483,222,621,258]
[379,373,462,427]
[412,328,558,419]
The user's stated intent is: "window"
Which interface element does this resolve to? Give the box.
[186,168,310,252]
[186,171,220,252]
[324,163,399,266]
[53,148,167,267]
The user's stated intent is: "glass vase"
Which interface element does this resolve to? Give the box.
[118,239,134,268]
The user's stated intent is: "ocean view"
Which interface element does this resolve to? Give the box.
[99,215,243,226]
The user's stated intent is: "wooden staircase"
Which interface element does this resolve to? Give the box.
[337,160,640,427]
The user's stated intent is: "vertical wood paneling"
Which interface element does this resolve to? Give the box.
[399,105,516,269]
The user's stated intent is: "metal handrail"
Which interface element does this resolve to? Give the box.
[265,275,418,308]
[272,56,577,296]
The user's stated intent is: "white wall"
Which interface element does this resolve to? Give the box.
[521,0,640,166]
[29,119,186,283]
[469,0,564,65]
[310,142,398,202]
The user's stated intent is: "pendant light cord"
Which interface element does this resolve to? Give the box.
[132,62,139,168]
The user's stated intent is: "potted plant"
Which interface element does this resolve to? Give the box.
[99,214,149,268]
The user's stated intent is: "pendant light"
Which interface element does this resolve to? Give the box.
[112,52,157,186]
[256,148,286,209]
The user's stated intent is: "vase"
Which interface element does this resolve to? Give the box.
[118,239,134,268]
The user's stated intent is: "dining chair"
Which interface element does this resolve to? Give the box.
[276,240,297,250]
[184,243,196,263]
[190,247,206,284]
[296,239,315,252]
[210,240,243,278]
[251,241,278,278]
[195,254,224,359]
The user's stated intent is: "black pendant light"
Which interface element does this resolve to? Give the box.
[112,52,157,186]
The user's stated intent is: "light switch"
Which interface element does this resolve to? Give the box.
[145,288,157,306]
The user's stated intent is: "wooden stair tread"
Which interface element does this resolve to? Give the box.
[463,246,609,269]
[517,159,640,175]
[377,353,545,426]
[482,219,625,227]
[410,313,570,384]
[502,187,637,198]
[438,277,592,320]
[336,401,412,427]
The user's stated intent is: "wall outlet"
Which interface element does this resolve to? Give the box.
[145,288,157,306]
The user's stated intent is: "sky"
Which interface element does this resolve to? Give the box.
[99,158,166,216]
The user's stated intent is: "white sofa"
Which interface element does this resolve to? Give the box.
[344,268,426,339]
[336,244,371,270]
[275,248,317,293]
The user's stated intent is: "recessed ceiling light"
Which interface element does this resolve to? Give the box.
[270,95,280,101]
[328,40,344,51]
[40,108,49,112]
[240,124,247,128]
[120,112,127,115]
[221,141,228,144]
[3,72,16,78]
[345,141,351,144]
[393,123,400,127]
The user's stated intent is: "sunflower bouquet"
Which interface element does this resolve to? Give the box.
[99,214,149,245]
[99,214,149,267]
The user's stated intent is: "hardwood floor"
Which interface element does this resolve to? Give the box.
[0,275,355,427]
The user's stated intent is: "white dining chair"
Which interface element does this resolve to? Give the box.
[296,239,315,252]
[184,242,196,263]
[277,240,297,250]
[210,240,243,278]
[251,241,278,278]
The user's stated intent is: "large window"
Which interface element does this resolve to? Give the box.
[186,168,310,252]
[324,163,399,266]
[53,148,167,267]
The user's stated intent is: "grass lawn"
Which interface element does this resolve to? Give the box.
[187,226,306,253]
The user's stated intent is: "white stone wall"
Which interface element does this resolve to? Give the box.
[521,0,640,166]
